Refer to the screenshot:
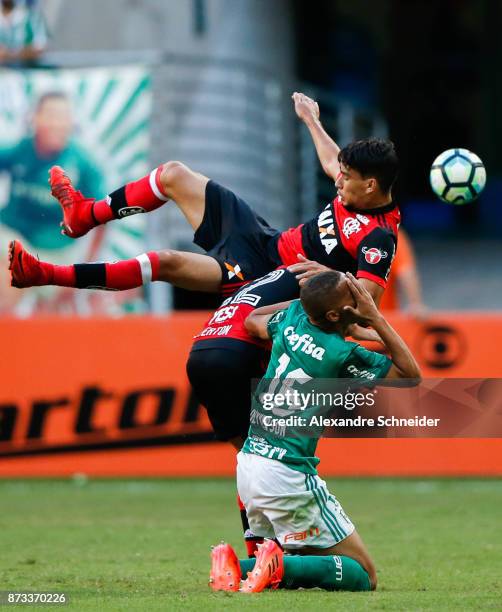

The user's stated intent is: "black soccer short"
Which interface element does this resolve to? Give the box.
[186,340,268,442]
[194,181,282,291]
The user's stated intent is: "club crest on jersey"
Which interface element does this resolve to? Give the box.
[362,247,388,264]
[224,262,244,280]
[318,204,338,255]
[342,217,362,238]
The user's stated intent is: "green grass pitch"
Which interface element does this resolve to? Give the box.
[1,478,501,610]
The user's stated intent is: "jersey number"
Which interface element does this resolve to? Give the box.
[265,353,312,416]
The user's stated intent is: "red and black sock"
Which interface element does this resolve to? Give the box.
[237,495,264,558]
[93,166,169,224]
[45,252,160,290]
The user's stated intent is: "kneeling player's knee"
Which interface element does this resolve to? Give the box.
[159,161,191,195]
[364,560,377,591]
[369,572,377,591]
[157,249,185,281]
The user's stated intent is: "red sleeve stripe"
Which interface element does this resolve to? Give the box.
[356,270,387,288]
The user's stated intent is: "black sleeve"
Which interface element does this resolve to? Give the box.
[356,228,397,288]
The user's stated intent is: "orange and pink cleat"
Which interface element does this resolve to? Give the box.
[240,539,284,593]
[209,542,241,592]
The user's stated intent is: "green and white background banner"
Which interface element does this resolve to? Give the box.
[0,65,152,315]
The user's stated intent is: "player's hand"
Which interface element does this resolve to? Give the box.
[292,92,320,123]
[347,323,383,343]
[288,254,330,285]
[343,272,382,326]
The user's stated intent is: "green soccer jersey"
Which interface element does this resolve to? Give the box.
[0,137,105,250]
[242,299,392,474]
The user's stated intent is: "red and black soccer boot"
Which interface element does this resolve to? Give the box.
[8,240,52,288]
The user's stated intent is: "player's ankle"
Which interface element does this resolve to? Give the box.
[92,198,114,224]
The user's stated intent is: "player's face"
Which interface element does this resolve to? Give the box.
[33,98,73,154]
[325,276,356,330]
[335,164,375,208]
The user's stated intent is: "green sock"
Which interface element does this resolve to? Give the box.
[239,555,370,592]
[240,558,255,578]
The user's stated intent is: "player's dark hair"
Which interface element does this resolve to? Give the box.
[338,138,398,193]
[35,91,69,112]
[300,270,346,329]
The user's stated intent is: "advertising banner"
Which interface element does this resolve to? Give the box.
[0,312,501,476]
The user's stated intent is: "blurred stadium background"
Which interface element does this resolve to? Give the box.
[1,0,501,474]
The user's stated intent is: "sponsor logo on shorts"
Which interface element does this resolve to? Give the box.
[224,262,244,280]
[118,206,146,217]
[284,527,320,543]
[362,246,388,264]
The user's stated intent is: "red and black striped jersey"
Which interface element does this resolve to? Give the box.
[277,196,400,288]
[192,268,299,349]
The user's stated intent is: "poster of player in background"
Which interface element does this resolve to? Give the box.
[0,65,151,315]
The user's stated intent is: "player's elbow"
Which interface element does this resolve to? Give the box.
[323,159,339,180]
[397,363,422,386]
[244,313,260,337]
[407,360,422,384]
[385,362,422,386]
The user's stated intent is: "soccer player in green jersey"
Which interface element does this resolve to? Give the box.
[209,271,420,593]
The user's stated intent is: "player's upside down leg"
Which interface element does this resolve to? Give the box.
[8,240,222,293]
[50,161,209,239]
[47,159,291,294]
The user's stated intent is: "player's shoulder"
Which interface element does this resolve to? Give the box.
[330,334,359,354]
[14,137,33,152]
[360,224,397,249]
[269,299,302,325]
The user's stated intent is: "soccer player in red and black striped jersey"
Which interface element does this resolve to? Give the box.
[9,93,400,310]
[8,92,400,560]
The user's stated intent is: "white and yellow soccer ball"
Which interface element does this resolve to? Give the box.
[430,148,486,204]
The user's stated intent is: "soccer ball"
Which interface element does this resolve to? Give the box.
[429,148,486,204]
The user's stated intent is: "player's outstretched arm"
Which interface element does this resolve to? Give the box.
[357,277,384,307]
[344,273,421,382]
[292,92,341,180]
[244,300,294,340]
